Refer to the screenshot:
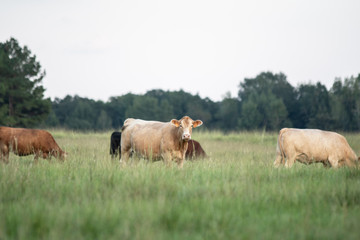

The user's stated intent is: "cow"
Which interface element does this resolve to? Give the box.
[0,126,67,163]
[110,132,206,160]
[185,139,207,160]
[110,131,121,159]
[274,128,359,168]
[120,116,203,168]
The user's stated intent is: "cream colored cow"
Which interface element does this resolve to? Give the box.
[274,128,359,168]
[120,116,203,168]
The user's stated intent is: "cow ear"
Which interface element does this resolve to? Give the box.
[171,119,181,127]
[192,120,203,128]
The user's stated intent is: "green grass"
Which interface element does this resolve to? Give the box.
[1,131,360,239]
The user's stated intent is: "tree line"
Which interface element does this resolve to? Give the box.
[1,38,360,132]
[43,72,360,132]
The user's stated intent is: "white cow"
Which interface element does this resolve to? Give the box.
[274,128,359,168]
[120,116,203,168]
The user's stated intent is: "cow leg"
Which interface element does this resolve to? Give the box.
[1,154,9,164]
[0,144,9,163]
[322,160,331,168]
[174,150,185,168]
[285,156,296,168]
[0,150,10,164]
[110,145,116,159]
[178,150,188,168]
[273,153,283,167]
[120,150,131,165]
[120,133,131,165]
[176,157,184,168]
[274,142,283,167]
[162,152,172,167]
[1,155,9,164]
[111,151,118,160]
[115,148,121,160]
[33,154,39,164]
[42,152,51,162]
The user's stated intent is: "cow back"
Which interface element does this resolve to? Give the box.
[186,140,207,159]
[121,119,184,159]
[282,128,358,163]
[0,127,63,156]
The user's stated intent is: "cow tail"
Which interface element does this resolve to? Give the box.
[276,134,282,163]
[278,128,287,164]
[280,135,285,165]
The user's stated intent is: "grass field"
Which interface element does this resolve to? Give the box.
[1,130,360,239]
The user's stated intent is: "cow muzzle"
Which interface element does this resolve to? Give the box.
[182,133,191,141]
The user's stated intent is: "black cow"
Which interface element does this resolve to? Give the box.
[110,131,121,159]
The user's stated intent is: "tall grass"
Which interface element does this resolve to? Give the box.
[1,131,360,239]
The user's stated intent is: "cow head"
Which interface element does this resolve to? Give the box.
[170,116,203,141]
[60,151,68,161]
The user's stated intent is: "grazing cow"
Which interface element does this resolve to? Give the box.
[274,128,359,168]
[120,116,203,168]
[185,139,207,160]
[0,126,67,163]
[110,131,121,159]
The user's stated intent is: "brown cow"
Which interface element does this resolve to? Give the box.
[274,128,359,168]
[0,127,67,163]
[120,116,203,168]
[185,140,207,160]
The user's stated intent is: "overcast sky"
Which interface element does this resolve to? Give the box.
[1,0,360,102]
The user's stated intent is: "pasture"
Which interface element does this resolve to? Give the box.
[1,130,360,239]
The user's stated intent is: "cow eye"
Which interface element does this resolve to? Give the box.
[179,124,183,128]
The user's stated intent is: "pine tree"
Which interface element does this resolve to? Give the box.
[0,38,50,127]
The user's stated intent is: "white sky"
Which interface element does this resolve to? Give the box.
[1,0,360,102]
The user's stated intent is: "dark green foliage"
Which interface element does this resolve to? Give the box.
[44,73,360,131]
[296,82,334,129]
[330,75,360,131]
[49,95,112,130]
[125,95,168,121]
[106,93,136,129]
[239,89,289,130]
[216,93,240,131]
[238,72,293,130]
[0,38,50,127]
[236,72,360,131]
